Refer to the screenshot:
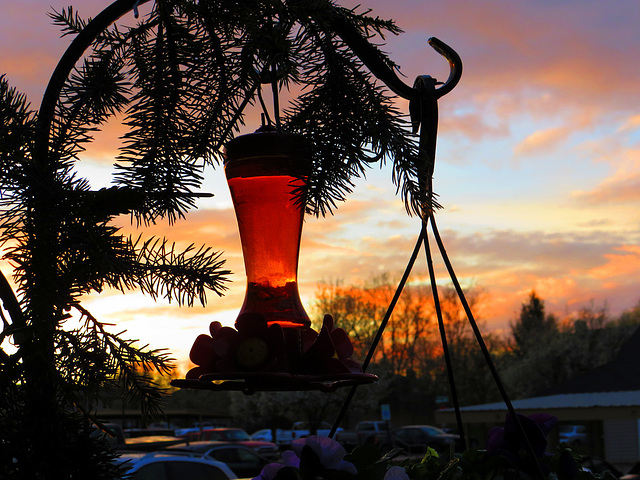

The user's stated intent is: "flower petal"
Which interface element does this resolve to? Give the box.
[384,466,410,480]
[301,328,318,352]
[266,324,285,354]
[335,459,357,475]
[282,450,300,469]
[185,366,208,379]
[211,327,239,357]
[254,462,285,480]
[322,314,335,331]
[236,312,269,335]
[189,334,216,366]
[301,327,335,372]
[209,321,223,337]
[331,328,354,359]
[305,435,348,470]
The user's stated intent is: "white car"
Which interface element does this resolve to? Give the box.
[559,425,587,446]
[116,451,238,480]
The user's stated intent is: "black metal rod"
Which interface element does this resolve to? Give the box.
[422,223,466,449]
[429,211,545,479]
[329,222,427,438]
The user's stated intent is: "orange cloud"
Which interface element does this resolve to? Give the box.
[618,114,640,133]
[573,171,640,205]
[589,245,640,280]
[514,127,571,156]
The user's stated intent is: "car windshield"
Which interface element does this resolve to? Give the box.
[227,429,251,441]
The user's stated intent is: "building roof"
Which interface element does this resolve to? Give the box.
[455,390,640,412]
[435,390,640,424]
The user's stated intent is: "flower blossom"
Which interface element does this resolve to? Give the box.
[253,435,357,480]
[186,321,229,378]
[290,435,357,474]
[384,466,410,480]
[186,313,286,377]
[486,413,557,475]
[213,312,285,372]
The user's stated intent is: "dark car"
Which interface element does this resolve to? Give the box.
[177,427,280,461]
[393,425,460,455]
[167,441,271,477]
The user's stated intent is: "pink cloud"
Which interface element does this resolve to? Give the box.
[573,172,640,205]
[514,126,571,156]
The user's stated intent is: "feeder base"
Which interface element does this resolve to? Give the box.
[170,372,377,395]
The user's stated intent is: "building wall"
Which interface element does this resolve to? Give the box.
[604,418,639,465]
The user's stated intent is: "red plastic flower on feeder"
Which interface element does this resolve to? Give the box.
[213,312,286,372]
[301,315,362,374]
[186,321,235,378]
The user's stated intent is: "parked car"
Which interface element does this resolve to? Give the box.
[116,451,237,479]
[124,435,185,452]
[91,423,183,452]
[177,427,280,460]
[392,425,460,454]
[125,427,177,438]
[251,421,341,447]
[558,425,587,446]
[335,421,392,450]
[167,441,271,477]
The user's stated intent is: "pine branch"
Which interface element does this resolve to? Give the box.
[132,235,231,307]
[64,303,175,421]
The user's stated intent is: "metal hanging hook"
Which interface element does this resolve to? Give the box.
[427,37,463,99]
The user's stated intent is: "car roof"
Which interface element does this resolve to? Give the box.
[203,427,243,431]
[168,441,260,452]
[397,425,443,429]
[117,451,238,478]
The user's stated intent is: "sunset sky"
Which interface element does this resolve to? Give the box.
[1,0,639,372]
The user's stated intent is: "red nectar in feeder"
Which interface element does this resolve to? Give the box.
[225,128,311,329]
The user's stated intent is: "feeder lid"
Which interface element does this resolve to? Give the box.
[224,126,310,164]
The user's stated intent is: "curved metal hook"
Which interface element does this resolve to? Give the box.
[428,37,463,99]
[330,18,462,102]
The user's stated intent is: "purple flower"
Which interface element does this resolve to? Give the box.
[487,413,557,474]
[282,450,301,469]
[384,466,410,480]
[253,463,286,480]
[290,435,357,475]
[254,435,357,480]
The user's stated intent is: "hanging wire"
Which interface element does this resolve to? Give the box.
[329,222,427,438]
[422,221,466,450]
[327,37,545,476]
[429,210,546,478]
[271,65,281,129]
[256,86,273,127]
